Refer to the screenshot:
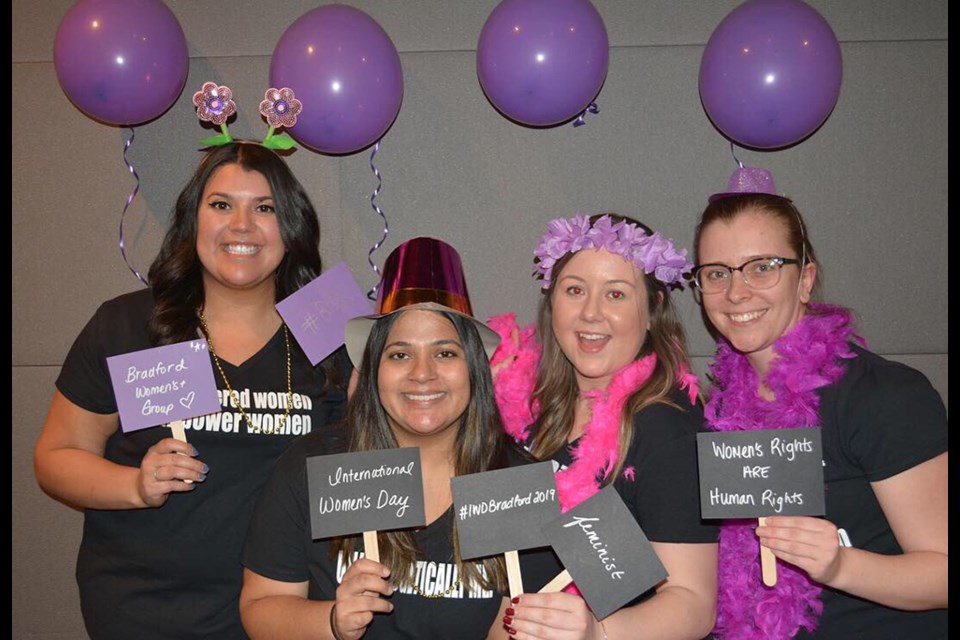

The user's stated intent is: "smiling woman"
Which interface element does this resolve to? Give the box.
[239,237,557,640]
[33,141,350,640]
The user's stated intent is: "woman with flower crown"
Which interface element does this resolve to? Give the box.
[33,84,350,639]
[690,170,947,639]
[488,213,718,640]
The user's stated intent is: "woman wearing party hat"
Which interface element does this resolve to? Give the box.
[488,214,718,639]
[691,167,947,638]
[240,237,555,639]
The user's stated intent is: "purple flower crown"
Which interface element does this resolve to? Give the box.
[533,214,693,289]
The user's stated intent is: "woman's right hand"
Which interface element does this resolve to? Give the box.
[332,558,395,640]
[504,592,603,640]
[137,437,207,507]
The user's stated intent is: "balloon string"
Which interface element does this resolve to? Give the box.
[366,139,389,301]
[120,127,149,287]
[729,141,744,169]
[572,102,600,127]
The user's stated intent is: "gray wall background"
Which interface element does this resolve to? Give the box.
[13,1,947,637]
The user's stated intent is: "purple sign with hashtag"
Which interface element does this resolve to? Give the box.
[106,339,220,433]
[276,262,372,365]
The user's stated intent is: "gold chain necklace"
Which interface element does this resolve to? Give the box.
[199,312,292,435]
[405,573,462,599]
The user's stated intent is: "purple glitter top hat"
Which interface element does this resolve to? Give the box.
[708,166,778,203]
[344,237,500,367]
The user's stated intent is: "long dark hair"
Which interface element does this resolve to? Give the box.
[146,142,322,345]
[531,213,695,482]
[332,309,515,593]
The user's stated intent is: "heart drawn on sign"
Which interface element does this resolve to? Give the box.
[179,391,196,409]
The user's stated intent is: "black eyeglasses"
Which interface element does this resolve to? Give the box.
[691,256,801,295]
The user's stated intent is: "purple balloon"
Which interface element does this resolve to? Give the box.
[477,0,609,127]
[699,0,843,149]
[53,0,188,126]
[270,5,403,155]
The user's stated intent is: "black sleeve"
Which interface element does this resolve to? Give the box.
[838,356,948,482]
[617,398,719,543]
[56,291,154,414]
[241,437,315,583]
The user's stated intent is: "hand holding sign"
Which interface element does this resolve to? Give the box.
[107,339,221,488]
[697,428,825,586]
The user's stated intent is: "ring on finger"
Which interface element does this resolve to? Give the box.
[153,468,160,482]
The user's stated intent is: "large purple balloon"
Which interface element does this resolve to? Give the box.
[53,0,188,126]
[699,0,842,149]
[477,0,609,127]
[270,5,403,155]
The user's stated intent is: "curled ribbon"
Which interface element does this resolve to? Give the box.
[120,127,149,287]
[366,139,389,301]
[572,102,600,128]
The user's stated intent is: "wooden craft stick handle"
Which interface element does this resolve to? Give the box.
[758,517,777,586]
[169,420,193,485]
[363,530,380,563]
[505,549,524,598]
[538,569,573,593]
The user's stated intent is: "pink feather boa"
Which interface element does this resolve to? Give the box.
[706,303,864,639]
[487,312,699,512]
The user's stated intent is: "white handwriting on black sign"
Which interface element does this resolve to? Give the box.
[563,516,625,580]
[317,489,411,518]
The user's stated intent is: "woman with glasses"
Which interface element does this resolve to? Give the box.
[691,177,947,639]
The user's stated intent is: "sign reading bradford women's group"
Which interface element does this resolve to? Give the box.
[696,428,825,519]
[542,485,667,620]
[107,339,220,433]
[307,448,425,540]
[451,462,559,559]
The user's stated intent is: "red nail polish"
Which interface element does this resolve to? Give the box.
[506,627,516,636]
[511,596,520,604]
[503,616,513,626]
[505,607,515,616]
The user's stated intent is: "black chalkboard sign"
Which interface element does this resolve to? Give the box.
[541,485,667,620]
[307,447,426,540]
[697,428,825,519]
[451,461,560,560]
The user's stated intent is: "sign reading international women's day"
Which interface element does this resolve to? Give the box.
[276,262,372,365]
[106,339,220,433]
[541,485,667,620]
[307,448,425,541]
[451,462,560,560]
[696,428,825,519]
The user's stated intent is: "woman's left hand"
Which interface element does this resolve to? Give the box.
[756,515,843,584]
[503,592,603,640]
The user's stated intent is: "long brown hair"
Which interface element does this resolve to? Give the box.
[531,213,695,482]
[331,309,516,593]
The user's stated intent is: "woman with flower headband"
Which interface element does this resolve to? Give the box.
[33,84,349,639]
[691,167,947,639]
[239,237,556,640]
[489,213,718,639]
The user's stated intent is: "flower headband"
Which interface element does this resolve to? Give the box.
[533,214,694,289]
[193,81,302,151]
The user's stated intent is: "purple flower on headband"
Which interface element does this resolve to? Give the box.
[259,87,302,129]
[533,214,694,289]
[193,82,236,126]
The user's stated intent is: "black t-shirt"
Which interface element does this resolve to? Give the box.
[242,429,559,639]
[547,389,718,607]
[793,345,948,639]
[56,289,350,640]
